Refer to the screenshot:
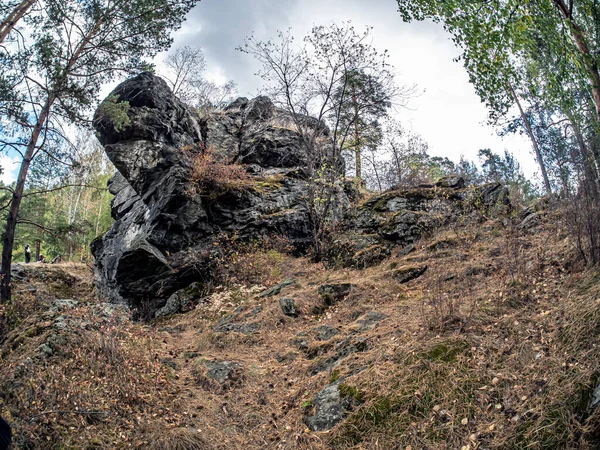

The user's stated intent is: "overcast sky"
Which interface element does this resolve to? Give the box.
[161,0,539,183]
[0,0,539,185]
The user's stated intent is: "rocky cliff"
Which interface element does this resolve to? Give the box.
[91,73,338,316]
[91,73,508,317]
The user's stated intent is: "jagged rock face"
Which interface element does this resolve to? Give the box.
[326,183,509,268]
[91,72,509,317]
[92,73,326,316]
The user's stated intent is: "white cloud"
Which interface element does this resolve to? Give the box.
[0,154,20,185]
[169,0,539,180]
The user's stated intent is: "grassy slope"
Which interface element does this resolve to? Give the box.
[2,208,600,449]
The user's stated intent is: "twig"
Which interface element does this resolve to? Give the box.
[28,409,109,423]
[22,183,108,197]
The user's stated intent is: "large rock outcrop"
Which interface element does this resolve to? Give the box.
[91,72,508,317]
[91,73,340,316]
[92,73,365,316]
[325,182,509,268]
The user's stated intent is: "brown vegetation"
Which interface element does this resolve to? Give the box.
[186,146,250,198]
[3,206,600,449]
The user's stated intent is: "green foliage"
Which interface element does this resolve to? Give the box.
[339,383,364,403]
[96,95,131,132]
[478,148,535,199]
[423,340,469,363]
[333,68,395,178]
[13,130,114,263]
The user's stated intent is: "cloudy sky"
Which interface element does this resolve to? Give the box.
[2,0,538,186]
[0,0,538,185]
[162,0,539,183]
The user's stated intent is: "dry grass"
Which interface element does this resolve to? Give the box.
[3,208,600,449]
[147,427,211,450]
[187,146,250,198]
[268,116,300,132]
[213,235,293,287]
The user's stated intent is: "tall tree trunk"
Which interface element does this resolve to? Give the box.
[352,87,361,182]
[553,0,600,125]
[369,151,383,191]
[508,84,552,194]
[0,0,35,44]
[0,96,53,302]
[568,114,599,193]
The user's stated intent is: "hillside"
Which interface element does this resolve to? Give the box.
[2,201,600,449]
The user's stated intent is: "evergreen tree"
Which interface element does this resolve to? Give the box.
[333,68,395,181]
[0,0,198,302]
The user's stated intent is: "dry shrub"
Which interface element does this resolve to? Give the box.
[186,145,249,198]
[419,236,477,332]
[0,290,40,338]
[562,193,600,267]
[148,427,211,450]
[213,235,293,287]
[1,312,172,449]
[420,272,475,332]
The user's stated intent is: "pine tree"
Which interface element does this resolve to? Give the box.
[0,0,198,301]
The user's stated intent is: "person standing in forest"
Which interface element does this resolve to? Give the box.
[24,244,31,264]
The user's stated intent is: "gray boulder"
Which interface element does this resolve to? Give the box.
[204,360,242,385]
[305,382,358,431]
[91,73,339,316]
[318,283,355,305]
[392,265,428,283]
[155,282,205,318]
[279,297,298,317]
[326,183,510,268]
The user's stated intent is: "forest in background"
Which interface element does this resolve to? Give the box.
[1,130,114,264]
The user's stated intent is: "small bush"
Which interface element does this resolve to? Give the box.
[185,145,249,198]
[148,427,210,450]
[212,234,293,287]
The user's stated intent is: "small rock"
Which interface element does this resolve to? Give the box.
[305,382,357,431]
[318,283,355,306]
[11,264,26,281]
[391,265,427,283]
[590,382,600,409]
[397,244,416,257]
[275,352,297,363]
[37,343,53,357]
[213,321,260,334]
[520,212,540,230]
[155,282,205,317]
[94,303,129,321]
[336,337,368,358]
[292,336,310,352]
[53,315,70,330]
[435,175,465,189]
[311,337,369,374]
[355,312,387,331]
[204,360,242,384]
[258,279,295,298]
[49,299,79,313]
[279,297,298,317]
[313,325,339,341]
